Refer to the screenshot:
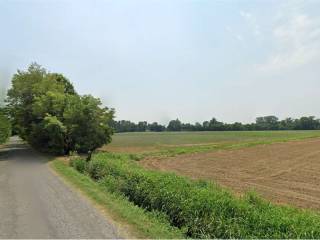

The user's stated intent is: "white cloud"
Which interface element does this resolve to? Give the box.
[240,10,261,37]
[256,6,320,73]
[225,26,244,42]
[235,34,244,41]
[240,11,252,20]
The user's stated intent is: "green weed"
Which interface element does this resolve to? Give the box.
[70,153,320,239]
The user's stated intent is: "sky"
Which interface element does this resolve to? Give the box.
[0,0,320,124]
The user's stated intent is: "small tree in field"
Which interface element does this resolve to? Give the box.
[64,95,114,160]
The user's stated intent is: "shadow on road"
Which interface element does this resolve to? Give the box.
[0,137,52,164]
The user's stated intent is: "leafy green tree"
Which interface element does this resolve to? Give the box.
[137,121,148,132]
[49,73,76,95]
[208,118,225,131]
[167,119,182,131]
[194,122,203,131]
[43,115,66,154]
[202,121,209,131]
[0,110,11,144]
[111,120,137,132]
[255,116,279,130]
[29,114,66,154]
[294,116,320,130]
[6,63,74,140]
[64,95,114,160]
[148,122,165,132]
[229,122,244,131]
[6,63,46,139]
[6,63,114,157]
[279,118,295,130]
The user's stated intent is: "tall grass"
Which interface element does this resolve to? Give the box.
[71,153,320,238]
[53,160,184,239]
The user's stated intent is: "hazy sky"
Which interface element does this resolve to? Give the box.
[1,0,320,124]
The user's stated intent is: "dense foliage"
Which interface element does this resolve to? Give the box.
[71,153,320,238]
[6,63,114,155]
[112,116,320,133]
[0,109,11,144]
[111,120,165,132]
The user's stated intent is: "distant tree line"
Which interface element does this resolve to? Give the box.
[111,120,166,132]
[112,116,320,133]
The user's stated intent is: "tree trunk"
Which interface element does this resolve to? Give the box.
[86,150,93,162]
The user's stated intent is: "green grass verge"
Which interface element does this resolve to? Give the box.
[51,160,184,239]
[70,153,320,239]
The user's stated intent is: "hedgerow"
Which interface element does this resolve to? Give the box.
[70,153,320,238]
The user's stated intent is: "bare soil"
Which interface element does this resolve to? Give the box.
[140,138,320,210]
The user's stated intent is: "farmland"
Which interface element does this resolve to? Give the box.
[104,131,320,210]
[65,130,320,238]
[103,130,320,154]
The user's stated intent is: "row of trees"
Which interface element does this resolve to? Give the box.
[5,63,114,158]
[112,116,320,133]
[111,120,165,132]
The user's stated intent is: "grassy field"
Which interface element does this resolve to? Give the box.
[103,130,320,156]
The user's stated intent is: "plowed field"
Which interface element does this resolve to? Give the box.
[141,138,320,210]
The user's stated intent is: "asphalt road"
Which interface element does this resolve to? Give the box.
[0,137,120,239]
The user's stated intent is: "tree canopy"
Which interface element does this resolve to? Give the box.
[0,108,11,144]
[6,63,114,156]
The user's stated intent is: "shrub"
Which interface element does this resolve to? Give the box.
[86,158,110,180]
[70,158,86,173]
[71,153,320,239]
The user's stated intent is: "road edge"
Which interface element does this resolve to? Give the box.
[50,158,184,239]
